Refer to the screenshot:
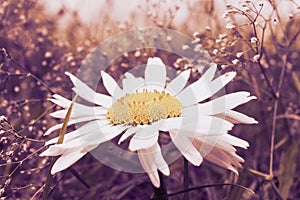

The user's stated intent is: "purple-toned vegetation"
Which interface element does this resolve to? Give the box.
[0,0,299,199]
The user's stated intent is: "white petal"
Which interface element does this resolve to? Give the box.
[177,71,236,107]
[152,144,170,176]
[175,64,216,106]
[122,72,145,94]
[179,116,234,137]
[49,107,107,119]
[51,149,87,174]
[201,63,217,81]
[193,133,248,174]
[183,92,256,115]
[204,149,239,174]
[101,71,125,99]
[170,131,203,166]
[49,110,72,119]
[138,150,160,187]
[123,72,135,79]
[81,124,127,146]
[211,138,245,164]
[144,57,166,91]
[176,76,211,107]
[192,139,242,174]
[45,119,109,145]
[49,95,108,118]
[40,145,66,157]
[129,126,159,151]
[137,143,170,188]
[218,110,258,124]
[208,71,237,97]
[44,123,67,136]
[48,94,69,108]
[159,117,183,131]
[46,136,94,150]
[181,129,229,139]
[65,72,112,108]
[193,137,236,155]
[47,124,126,151]
[118,126,140,144]
[160,116,233,137]
[221,134,249,149]
[44,115,105,136]
[147,172,160,188]
[165,70,190,96]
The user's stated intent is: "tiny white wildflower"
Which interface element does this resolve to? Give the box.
[250,37,258,44]
[253,54,260,62]
[236,52,243,58]
[222,13,229,19]
[134,51,141,57]
[226,23,236,29]
[216,39,221,44]
[191,38,201,44]
[182,45,190,50]
[232,59,239,65]
[205,26,211,31]
[242,7,250,12]
[212,49,218,55]
[66,56,73,62]
[221,64,227,69]
[44,51,52,58]
[193,32,200,38]
[194,44,203,52]
[166,35,172,42]
[0,115,7,122]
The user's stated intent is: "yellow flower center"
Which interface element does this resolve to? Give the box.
[106,90,182,125]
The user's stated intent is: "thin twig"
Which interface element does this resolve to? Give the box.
[269,100,278,177]
[7,53,55,95]
[276,114,300,121]
[69,167,90,189]
[232,3,277,99]
[251,7,277,99]
[270,179,283,200]
[151,183,254,200]
[30,184,45,200]
[269,52,287,176]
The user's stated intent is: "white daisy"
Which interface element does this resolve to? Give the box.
[40,57,257,188]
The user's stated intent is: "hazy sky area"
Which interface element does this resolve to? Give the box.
[41,0,300,28]
[40,0,190,28]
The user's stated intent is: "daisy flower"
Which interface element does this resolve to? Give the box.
[40,57,257,188]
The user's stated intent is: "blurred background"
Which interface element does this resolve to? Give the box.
[0,0,299,199]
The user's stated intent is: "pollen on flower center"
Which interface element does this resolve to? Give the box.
[106,90,182,125]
